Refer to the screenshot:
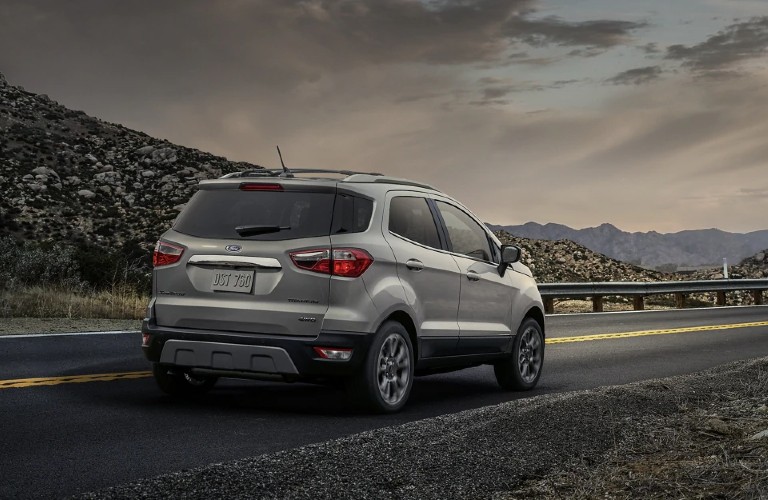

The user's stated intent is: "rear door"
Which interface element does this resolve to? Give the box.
[433,198,516,354]
[153,181,335,336]
[382,193,461,357]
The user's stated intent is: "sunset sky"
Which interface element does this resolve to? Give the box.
[1,1,767,233]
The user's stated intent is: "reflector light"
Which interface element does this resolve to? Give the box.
[142,333,151,347]
[313,347,353,361]
[289,248,373,277]
[239,183,284,191]
[153,240,185,267]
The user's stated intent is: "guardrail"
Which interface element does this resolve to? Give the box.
[538,279,768,314]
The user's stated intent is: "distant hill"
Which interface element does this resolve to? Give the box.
[0,71,261,253]
[489,222,768,270]
[494,231,664,283]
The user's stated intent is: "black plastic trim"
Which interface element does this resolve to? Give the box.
[142,320,373,378]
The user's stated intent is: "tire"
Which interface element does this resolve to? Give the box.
[348,321,414,413]
[495,318,544,391]
[152,363,217,397]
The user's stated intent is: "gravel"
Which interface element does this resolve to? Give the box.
[0,317,140,335]
[74,357,768,499]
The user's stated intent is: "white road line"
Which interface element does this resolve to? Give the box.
[549,304,768,317]
[0,330,140,339]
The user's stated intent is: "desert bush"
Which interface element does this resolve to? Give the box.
[0,236,151,318]
[0,236,85,290]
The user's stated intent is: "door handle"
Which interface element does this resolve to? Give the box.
[466,270,480,281]
[405,259,424,271]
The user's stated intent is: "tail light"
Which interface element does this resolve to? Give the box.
[153,240,185,267]
[290,248,373,278]
[239,182,283,191]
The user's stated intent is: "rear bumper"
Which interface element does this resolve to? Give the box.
[142,320,372,380]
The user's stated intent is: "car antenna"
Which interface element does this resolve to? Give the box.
[276,146,293,178]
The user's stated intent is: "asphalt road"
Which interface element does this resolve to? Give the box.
[1,306,767,499]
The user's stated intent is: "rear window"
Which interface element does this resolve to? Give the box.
[173,190,335,240]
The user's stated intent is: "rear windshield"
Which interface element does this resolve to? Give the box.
[174,190,336,240]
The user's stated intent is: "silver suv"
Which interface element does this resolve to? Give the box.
[142,169,545,412]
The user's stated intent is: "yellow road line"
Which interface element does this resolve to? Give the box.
[2,321,767,389]
[548,321,768,344]
[0,371,152,389]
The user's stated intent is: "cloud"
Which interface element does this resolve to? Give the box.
[2,0,766,232]
[607,66,663,85]
[666,16,768,72]
[509,17,646,48]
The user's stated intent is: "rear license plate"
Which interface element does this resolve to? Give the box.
[211,271,254,294]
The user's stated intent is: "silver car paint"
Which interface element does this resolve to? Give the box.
[154,178,544,349]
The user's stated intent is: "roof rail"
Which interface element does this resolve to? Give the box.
[218,169,438,191]
[345,175,438,191]
[220,168,384,179]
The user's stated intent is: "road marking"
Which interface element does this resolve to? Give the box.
[548,321,768,344]
[2,322,767,389]
[0,330,140,339]
[0,371,152,389]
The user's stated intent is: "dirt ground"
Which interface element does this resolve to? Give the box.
[0,317,141,335]
[504,363,768,499]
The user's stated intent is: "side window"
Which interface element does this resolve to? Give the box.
[331,194,374,234]
[389,197,441,249]
[435,201,493,262]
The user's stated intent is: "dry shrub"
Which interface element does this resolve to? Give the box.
[0,285,147,319]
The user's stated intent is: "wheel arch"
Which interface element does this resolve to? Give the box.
[523,306,546,338]
[377,310,419,361]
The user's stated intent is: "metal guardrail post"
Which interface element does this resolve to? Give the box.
[592,296,603,312]
[716,291,726,306]
[543,297,554,315]
[753,290,764,306]
[632,296,644,311]
[674,293,686,309]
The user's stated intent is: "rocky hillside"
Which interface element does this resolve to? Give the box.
[2,70,765,292]
[495,231,665,283]
[0,71,261,253]
[492,221,768,270]
[692,248,768,280]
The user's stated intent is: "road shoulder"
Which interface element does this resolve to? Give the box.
[75,356,768,499]
[0,318,141,335]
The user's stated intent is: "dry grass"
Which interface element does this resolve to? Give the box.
[0,285,147,319]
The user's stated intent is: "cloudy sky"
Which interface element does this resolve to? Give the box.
[1,0,767,233]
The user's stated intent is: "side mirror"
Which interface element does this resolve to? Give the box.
[498,245,521,277]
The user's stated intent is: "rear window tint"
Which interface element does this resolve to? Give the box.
[174,190,335,240]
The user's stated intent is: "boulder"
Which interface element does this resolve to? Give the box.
[135,145,155,156]
[151,147,178,164]
[749,429,768,441]
[78,189,96,199]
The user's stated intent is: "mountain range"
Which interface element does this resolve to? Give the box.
[489,222,768,270]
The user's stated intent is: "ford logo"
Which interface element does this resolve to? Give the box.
[225,244,242,253]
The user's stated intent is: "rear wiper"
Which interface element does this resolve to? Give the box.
[235,225,291,236]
